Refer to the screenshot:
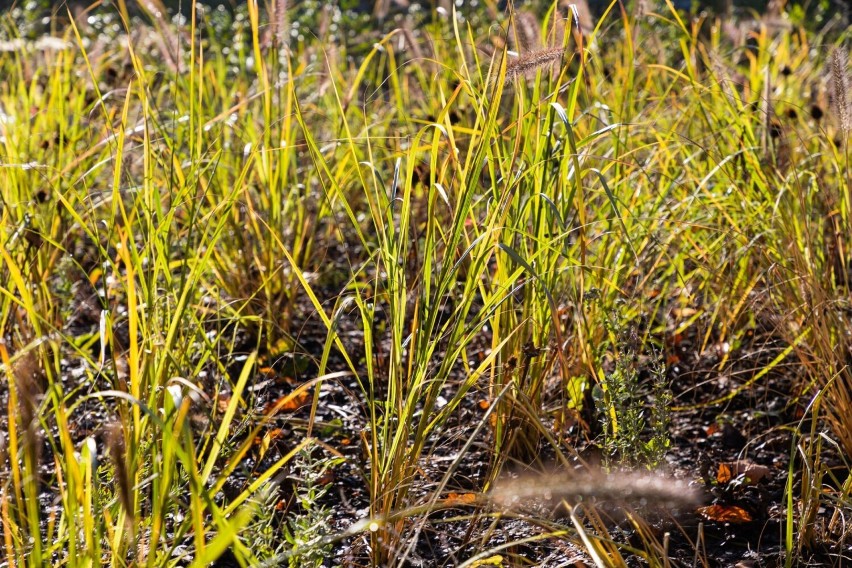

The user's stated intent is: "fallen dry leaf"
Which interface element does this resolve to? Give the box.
[697,504,753,523]
[256,428,286,459]
[256,428,285,445]
[264,390,311,415]
[444,492,477,506]
[316,470,335,485]
[716,461,771,484]
[716,463,734,483]
[216,394,231,414]
[256,366,297,386]
[673,307,698,318]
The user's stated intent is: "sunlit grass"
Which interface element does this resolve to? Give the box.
[1,0,851,566]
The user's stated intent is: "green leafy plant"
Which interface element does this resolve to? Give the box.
[279,445,343,567]
[592,300,671,468]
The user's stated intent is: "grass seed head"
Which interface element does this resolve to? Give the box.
[12,349,44,436]
[273,0,289,51]
[510,11,541,52]
[830,47,851,134]
[490,468,702,510]
[106,421,134,526]
[503,46,567,84]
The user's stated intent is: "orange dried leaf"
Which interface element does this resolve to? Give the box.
[88,268,102,285]
[445,492,477,506]
[716,463,734,484]
[264,390,311,415]
[263,428,285,442]
[252,428,284,459]
[216,394,232,414]
[316,470,335,485]
[717,461,770,485]
[697,504,752,523]
[256,428,286,458]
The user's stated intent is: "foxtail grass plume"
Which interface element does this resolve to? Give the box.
[510,11,541,52]
[13,350,45,464]
[13,350,43,433]
[710,56,741,105]
[490,469,701,510]
[141,0,182,73]
[830,47,851,134]
[400,24,430,67]
[106,421,135,529]
[503,47,567,84]
[273,0,289,52]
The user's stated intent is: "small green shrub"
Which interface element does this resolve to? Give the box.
[279,445,343,567]
[593,300,671,468]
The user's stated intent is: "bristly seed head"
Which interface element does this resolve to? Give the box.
[502,47,568,84]
[829,47,851,134]
[13,349,45,434]
[490,468,702,510]
[106,421,135,527]
[273,0,289,52]
[510,11,541,53]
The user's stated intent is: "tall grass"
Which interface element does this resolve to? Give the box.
[1,0,851,565]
